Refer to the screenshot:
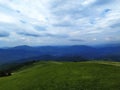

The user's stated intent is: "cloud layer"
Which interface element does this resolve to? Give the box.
[0,0,120,47]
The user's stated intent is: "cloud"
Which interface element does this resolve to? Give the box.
[18,32,41,37]
[70,39,85,42]
[44,33,69,38]
[18,32,69,38]
[0,31,9,37]
[93,0,114,5]
[0,0,120,47]
[34,26,46,31]
[110,22,120,28]
[0,13,16,23]
[53,22,73,27]
[20,20,27,24]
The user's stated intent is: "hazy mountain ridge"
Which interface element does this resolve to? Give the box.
[0,45,120,64]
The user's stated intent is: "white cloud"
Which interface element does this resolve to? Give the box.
[82,0,95,6]
[0,13,16,23]
[0,0,120,46]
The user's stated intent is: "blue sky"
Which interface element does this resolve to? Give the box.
[0,0,120,47]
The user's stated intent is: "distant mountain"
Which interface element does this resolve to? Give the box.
[0,44,120,64]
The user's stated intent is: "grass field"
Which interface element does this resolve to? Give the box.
[0,61,120,90]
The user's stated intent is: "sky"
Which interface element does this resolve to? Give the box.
[0,0,120,47]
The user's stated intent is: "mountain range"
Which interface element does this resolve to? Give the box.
[0,44,120,64]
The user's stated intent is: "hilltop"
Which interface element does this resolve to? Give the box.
[0,61,120,90]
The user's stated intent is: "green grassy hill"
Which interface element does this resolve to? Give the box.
[0,61,120,90]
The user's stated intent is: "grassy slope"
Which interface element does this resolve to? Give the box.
[0,61,120,90]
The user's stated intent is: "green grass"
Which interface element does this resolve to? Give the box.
[0,61,120,90]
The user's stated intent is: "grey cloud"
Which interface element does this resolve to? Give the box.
[53,22,74,27]
[110,22,120,28]
[16,10,21,13]
[93,0,114,6]
[20,20,27,24]
[18,32,41,37]
[18,32,69,38]
[44,33,69,38]
[34,26,46,31]
[70,39,85,42]
[0,31,10,37]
